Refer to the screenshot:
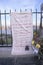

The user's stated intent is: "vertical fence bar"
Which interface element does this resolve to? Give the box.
[40,11,42,29]
[10,10,12,46]
[4,10,7,45]
[25,9,27,11]
[15,9,16,12]
[30,9,32,12]
[0,10,2,45]
[36,9,37,33]
[20,9,22,12]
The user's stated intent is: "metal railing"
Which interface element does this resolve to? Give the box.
[0,10,12,47]
[0,9,43,47]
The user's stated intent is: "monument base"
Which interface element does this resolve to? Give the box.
[11,46,33,55]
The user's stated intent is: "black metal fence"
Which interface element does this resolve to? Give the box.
[0,10,12,47]
[0,9,43,47]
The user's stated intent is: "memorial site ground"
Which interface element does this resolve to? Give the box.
[0,47,42,65]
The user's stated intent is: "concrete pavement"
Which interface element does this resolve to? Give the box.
[0,47,43,65]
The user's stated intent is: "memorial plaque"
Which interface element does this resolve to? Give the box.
[11,12,33,55]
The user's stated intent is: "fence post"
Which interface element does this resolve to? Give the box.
[36,9,37,33]
[4,10,7,45]
[20,9,22,12]
[25,9,27,11]
[15,9,16,12]
[10,10,12,46]
[0,10,2,45]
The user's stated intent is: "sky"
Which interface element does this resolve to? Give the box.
[0,0,43,11]
[0,0,43,26]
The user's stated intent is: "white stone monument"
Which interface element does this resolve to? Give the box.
[11,12,33,55]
